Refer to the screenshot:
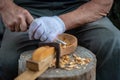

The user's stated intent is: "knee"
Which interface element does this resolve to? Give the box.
[94,28,120,68]
[101,27,120,46]
[96,28,120,53]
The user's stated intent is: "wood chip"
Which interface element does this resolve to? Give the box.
[51,53,92,71]
[50,51,91,70]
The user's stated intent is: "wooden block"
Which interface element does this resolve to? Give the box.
[26,60,39,71]
[32,46,55,62]
[26,54,54,71]
[15,53,54,80]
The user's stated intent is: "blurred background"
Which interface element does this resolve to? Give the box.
[109,0,120,29]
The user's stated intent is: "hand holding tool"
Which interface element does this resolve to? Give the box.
[28,16,66,42]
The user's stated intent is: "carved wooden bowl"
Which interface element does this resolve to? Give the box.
[58,33,78,56]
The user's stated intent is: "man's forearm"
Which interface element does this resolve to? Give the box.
[0,0,13,11]
[59,0,113,30]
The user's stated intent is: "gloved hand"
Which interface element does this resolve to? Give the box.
[28,16,66,42]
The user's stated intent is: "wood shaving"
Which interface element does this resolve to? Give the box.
[52,54,91,71]
[52,39,91,70]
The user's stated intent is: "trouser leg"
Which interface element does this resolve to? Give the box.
[0,28,40,80]
[66,17,120,80]
[0,17,5,47]
[0,18,6,80]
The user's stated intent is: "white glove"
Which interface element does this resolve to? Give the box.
[28,16,66,42]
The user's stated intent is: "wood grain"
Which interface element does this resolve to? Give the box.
[32,46,55,62]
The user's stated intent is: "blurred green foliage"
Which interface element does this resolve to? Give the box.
[108,0,120,29]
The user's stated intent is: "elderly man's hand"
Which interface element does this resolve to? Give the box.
[0,0,33,32]
[29,16,66,42]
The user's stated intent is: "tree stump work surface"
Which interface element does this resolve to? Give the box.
[19,46,96,80]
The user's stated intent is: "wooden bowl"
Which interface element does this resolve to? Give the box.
[58,33,78,56]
